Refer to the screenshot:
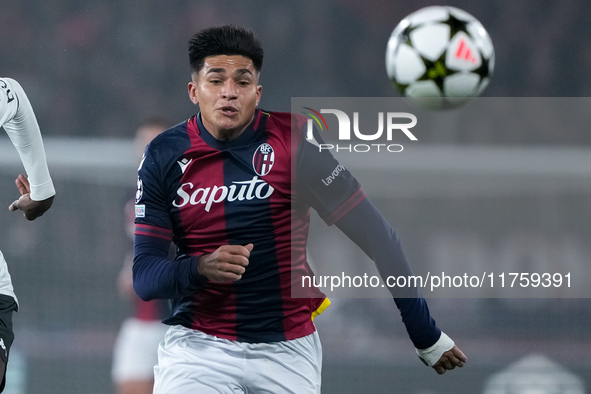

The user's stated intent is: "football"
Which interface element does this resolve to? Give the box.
[385,6,495,109]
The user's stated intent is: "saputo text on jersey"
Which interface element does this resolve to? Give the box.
[172,176,274,211]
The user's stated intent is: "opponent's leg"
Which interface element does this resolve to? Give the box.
[0,251,18,393]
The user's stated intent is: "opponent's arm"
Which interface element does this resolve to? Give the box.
[1,78,55,220]
[335,197,467,374]
[8,174,54,220]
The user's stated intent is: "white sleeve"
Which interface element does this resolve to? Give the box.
[415,331,455,366]
[1,78,55,201]
[0,78,18,126]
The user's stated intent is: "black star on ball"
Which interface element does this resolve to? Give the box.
[444,12,471,37]
[473,54,492,83]
[416,52,459,93]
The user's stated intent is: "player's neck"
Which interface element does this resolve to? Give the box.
[201,114,254,142]
[211,128,244,141]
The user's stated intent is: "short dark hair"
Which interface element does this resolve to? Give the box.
[188,25,264,75]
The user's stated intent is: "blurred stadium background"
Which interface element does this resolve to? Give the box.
[1,0,591,393]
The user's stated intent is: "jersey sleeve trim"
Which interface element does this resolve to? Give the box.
[324,187,366,226]
[311,297,331,321]
[134,224,173,241]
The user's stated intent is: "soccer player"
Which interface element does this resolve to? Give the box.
[1,77,55,392]
[133,25,466,393]
[112,118,171,394]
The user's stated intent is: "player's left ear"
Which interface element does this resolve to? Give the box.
[256,85,262,106]
[188,81,199,105]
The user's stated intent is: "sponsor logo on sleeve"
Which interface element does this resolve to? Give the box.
[135,204,146,218]
[322,164,346,186]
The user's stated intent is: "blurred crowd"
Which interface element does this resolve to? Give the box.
[1,0,590,141]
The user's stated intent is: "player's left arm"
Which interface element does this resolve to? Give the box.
[335,196,467,374]
[296,117,466,373]
[1,78,55,220]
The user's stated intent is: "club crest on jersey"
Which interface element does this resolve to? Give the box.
[252,143,274,176]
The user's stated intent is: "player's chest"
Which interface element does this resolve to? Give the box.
[168,141,292,213]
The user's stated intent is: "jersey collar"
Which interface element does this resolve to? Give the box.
[195,109,263,150]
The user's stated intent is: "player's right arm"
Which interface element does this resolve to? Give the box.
[132,141,206,300]
[132,140,251,300]
[197,244,252,283]
[1,77,55,220]
[133,232,204,300]
[133,236,252,300]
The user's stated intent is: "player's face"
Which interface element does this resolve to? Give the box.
[188,55,262,141]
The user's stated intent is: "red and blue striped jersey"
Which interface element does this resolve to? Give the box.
[134,109,364,343]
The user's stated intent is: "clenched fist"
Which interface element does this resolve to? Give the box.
[198,244,253,283]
